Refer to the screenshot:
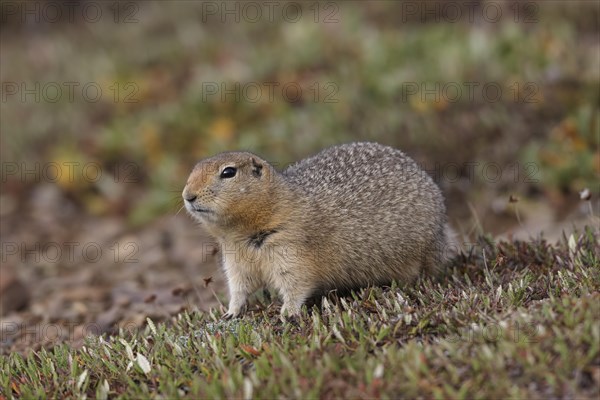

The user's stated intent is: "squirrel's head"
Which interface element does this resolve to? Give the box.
[182,152,278,234]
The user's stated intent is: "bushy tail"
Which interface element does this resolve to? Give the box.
[426,224,462,278]
[444,224,463,260]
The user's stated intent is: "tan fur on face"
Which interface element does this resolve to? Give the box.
[183,153,285,238]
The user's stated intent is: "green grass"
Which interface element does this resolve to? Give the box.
[2,227,598,398]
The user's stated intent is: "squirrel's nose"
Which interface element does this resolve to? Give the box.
[183,193,197,202]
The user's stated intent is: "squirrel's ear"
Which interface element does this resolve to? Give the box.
[251,158,263,177]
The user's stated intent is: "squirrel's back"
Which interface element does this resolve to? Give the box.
[282,142,449,282]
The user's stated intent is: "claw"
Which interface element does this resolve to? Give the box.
[222,312,235,320]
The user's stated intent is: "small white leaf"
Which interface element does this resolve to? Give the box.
[243,377,253,400]
[322,297,331,312]
[331,325,346,344]
[119,338,135,361]
[170,340,183,356]
[136,353,151,374]
[374,364,384,379]
[146,318,157,336]
[579,188,591,201]
[568,234,577,259]
[97,379,110,400]
[77,370,88,391]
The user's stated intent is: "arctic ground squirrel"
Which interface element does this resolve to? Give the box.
[183,142,456,318]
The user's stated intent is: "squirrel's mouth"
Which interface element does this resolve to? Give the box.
[184,201,213,214]
[192,206,212,213]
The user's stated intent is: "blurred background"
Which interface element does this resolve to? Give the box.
[1,0,598,353]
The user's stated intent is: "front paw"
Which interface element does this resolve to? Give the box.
[222,303,247,320]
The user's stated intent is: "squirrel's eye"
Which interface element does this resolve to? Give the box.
[220,167,237,179]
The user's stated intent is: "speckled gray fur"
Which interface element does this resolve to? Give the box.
[282,142,449,288]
